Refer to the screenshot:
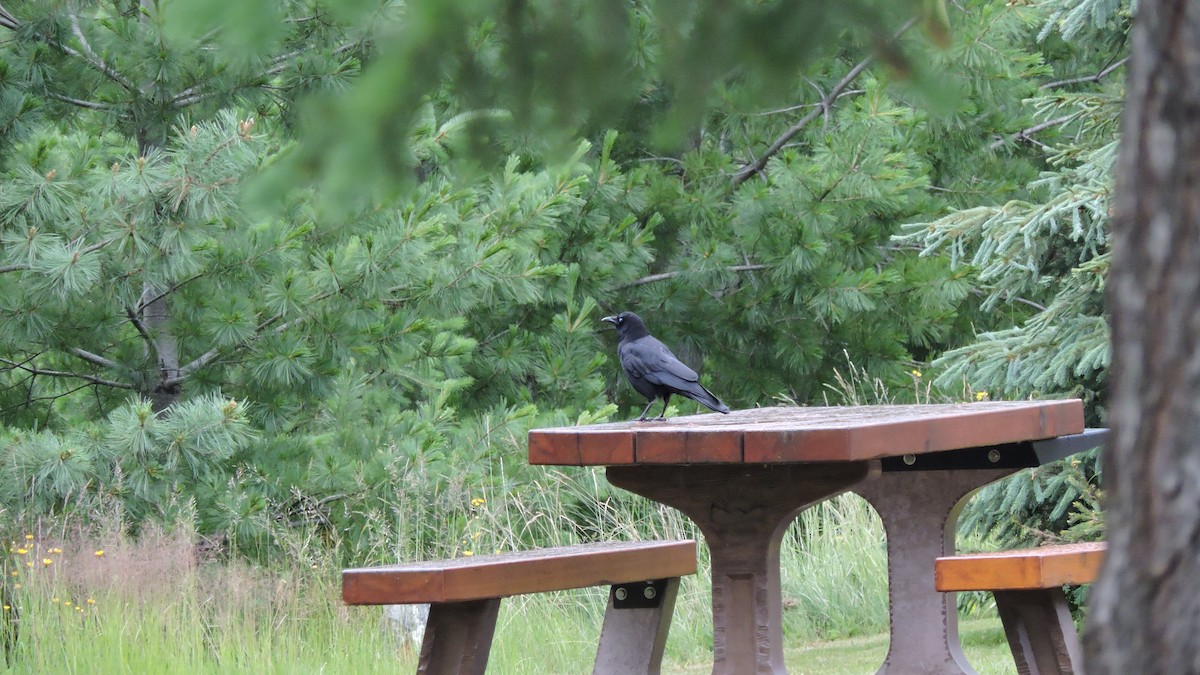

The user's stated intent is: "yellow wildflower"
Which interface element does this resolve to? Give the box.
[470,497,486,507]
[15,548,26,555]
[42,558,52,567]
[2,606,8,611]
[975,391,989,401]
[24,534,32,541]
[911,369,922,378]
[25,562,32,568]
[463,550,474,557]
[94,550,105,557]
[87,598,95,605]
[52,597,59,603]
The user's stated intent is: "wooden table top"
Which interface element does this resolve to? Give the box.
[528,400,1084,465]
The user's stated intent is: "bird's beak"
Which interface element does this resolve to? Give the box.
[601,315,618,325]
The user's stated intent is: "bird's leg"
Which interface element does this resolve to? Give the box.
[636,399,656,422]
[655,394,671,421]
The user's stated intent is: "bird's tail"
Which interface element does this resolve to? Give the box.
[693,385,730,414]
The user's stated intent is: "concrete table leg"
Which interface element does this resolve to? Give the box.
[855,469,1012,675]
[608,462,878,675]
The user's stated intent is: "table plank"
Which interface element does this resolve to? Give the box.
[529,400,1085,465]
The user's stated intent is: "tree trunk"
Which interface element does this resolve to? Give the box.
[142,283,181,412]
[1085,0,1200,672]
[138,118,180,412]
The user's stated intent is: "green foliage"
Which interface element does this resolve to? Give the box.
[2,394,252,520]
[900,2,1127,547]
[159,0,952,208]
[0,0,1125,571]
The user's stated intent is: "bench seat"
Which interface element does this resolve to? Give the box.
[935,541,1106,675]
[344,539,697,675]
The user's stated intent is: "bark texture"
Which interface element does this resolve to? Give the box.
[1086,0,1200,672]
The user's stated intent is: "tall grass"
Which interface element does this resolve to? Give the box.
[782,494,889,639]
[0,476,895,673]
[0,357,1021,672]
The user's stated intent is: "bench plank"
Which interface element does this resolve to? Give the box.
[935,542,1105,675]
[343,540,697,605]
[935,541,1106,592]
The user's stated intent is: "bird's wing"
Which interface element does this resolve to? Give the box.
[620,337,699,388]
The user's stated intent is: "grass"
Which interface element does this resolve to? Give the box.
[1,561,1019,674]
[0,498,1023,674]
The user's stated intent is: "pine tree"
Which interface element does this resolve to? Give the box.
[0,1,365,411]
[898,0,1129,546]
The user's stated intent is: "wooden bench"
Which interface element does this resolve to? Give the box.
[935,541,1106,675]
[343,540,697,675]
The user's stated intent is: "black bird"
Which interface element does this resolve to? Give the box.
[601,311,729,421]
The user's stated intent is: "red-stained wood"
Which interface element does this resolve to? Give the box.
[528,400,1086,466]
[577,430,635,465]
[935,543,1104,674]
[342,540,697,605]
[934,541,1107,592]
[528,429,579,465]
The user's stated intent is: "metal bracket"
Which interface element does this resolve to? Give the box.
[879,428,1109,472]
[1031,428,1109,464]
[611,578,669,609]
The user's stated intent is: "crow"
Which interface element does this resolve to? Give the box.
[601,311,730,421]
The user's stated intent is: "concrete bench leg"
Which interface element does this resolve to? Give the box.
[593,577,680,675]
[993,588,1085,675]
[418,598,502,675]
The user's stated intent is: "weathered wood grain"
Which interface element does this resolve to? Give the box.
[935,541,1106,592]
[529,400,1085,465]
[342,540,697,605]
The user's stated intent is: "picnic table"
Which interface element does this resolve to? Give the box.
[529,400,1106,674]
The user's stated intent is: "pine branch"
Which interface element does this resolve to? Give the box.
[47,91,111,110]
[750,89,867,116]
[67,347,121,370]
[0,263,30,274]
[0,3,18,31]
[133,272,206,313]
[0,356,133,389]
[617,264,770,289]
[171,41,360,107]
[124,305,158,353]
[0,7,138,93]
[731,67,867,186]
[732,18,915,186]
[1040,56,1129,90]
[67,10,138,93]
[0,380,99,416]
[164,311,294,387]
[988,113,1076,150]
